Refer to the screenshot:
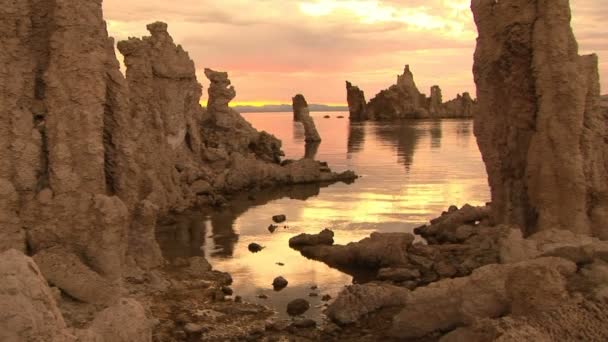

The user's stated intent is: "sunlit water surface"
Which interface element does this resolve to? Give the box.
[158,112,490,321]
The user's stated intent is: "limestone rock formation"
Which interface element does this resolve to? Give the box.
[348,66,476,120]
[365,65,428,120]
[346,81,367,120]
[292,94,308,122]
[291,94,321,142]
[443,92,475,118]
[0,250,71,342]
[389,257,577,339]
[472,0,608,239]
[428,85,445,117]
[0,1,357,337]
[326,283,410,325]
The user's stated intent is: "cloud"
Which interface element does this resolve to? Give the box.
[104,0,608,104]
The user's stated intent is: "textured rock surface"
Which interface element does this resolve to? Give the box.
[346,81,367,120]
[291,94,321,142]
[390,257,577,339]
[0,0,356,320]
[326,283,410,325]
[472,0,608,239]
[88,298,153,342]
[0,250,71,342]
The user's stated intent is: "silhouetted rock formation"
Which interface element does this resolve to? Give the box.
[292,94,308,122]
[291,94,322,142]
[443,92,475,118]
[346,81,367,120]
[472,0,608,239]
[347,66,476,120]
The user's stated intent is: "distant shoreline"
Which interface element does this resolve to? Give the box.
[228,104,348,113]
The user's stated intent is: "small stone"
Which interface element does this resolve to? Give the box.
[321,294,332,301]
[268,224,278,233]
[276,262,285,266]
[324,115,331,118]
[272,215,287,223]
[310,285,318,290]
[234,296,242,303]
[273,276,288,290]
[258,294,268,299]
[248,243,264,253]
[287,298,310,316]
[309,292,318,297]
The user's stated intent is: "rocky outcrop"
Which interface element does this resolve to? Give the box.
[472,0,608,239]
[389,257,577,339]
[346,81,367,120]
[443,92,475,118]
[365,65,428,120]
[291,94,321,142]
[292,94,308,122]
[326,283,410,325]
[289,228,334,247]
[348,66,476,120]
[0,250,71,342]
[428,85,445,117]
[0,1,357,338]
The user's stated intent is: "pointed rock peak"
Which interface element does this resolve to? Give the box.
[293,94,308,107]
[204,68,230,83]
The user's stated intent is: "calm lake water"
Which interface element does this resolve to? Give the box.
[158,112,490,321]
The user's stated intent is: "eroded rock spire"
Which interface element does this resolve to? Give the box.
[472,0,608,239]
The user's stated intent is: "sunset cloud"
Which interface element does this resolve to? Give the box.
[104,0,607,105]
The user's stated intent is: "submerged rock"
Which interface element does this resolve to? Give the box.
[472,0,608,239]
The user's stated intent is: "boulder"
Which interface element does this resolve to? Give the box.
[287,299,310,316]
[389,257,576,339]
[326,283,410,325]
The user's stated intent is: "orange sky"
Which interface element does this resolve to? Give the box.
[104,0,607,106]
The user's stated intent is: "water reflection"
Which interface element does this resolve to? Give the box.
[347,123,365,155]
[159,113,490,322]
[304,141,320,159]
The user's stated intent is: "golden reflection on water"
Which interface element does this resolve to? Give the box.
[158,113,490,320]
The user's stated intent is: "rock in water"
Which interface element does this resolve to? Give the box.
[248,243,265,253]
[291,95,322,142]
[272,276,289,290]
[286,298,310,316]
[289,229,335,247]
[292,94,308,122]
[472,0,608,239]
[272,214,287,223]
[346,81,367,120]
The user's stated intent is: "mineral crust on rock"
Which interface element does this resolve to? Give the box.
[472,0,608,239]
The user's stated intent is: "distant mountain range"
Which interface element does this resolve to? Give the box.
[231,104,348,113]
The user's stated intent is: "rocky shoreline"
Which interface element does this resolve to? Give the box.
[2,0,608,341]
